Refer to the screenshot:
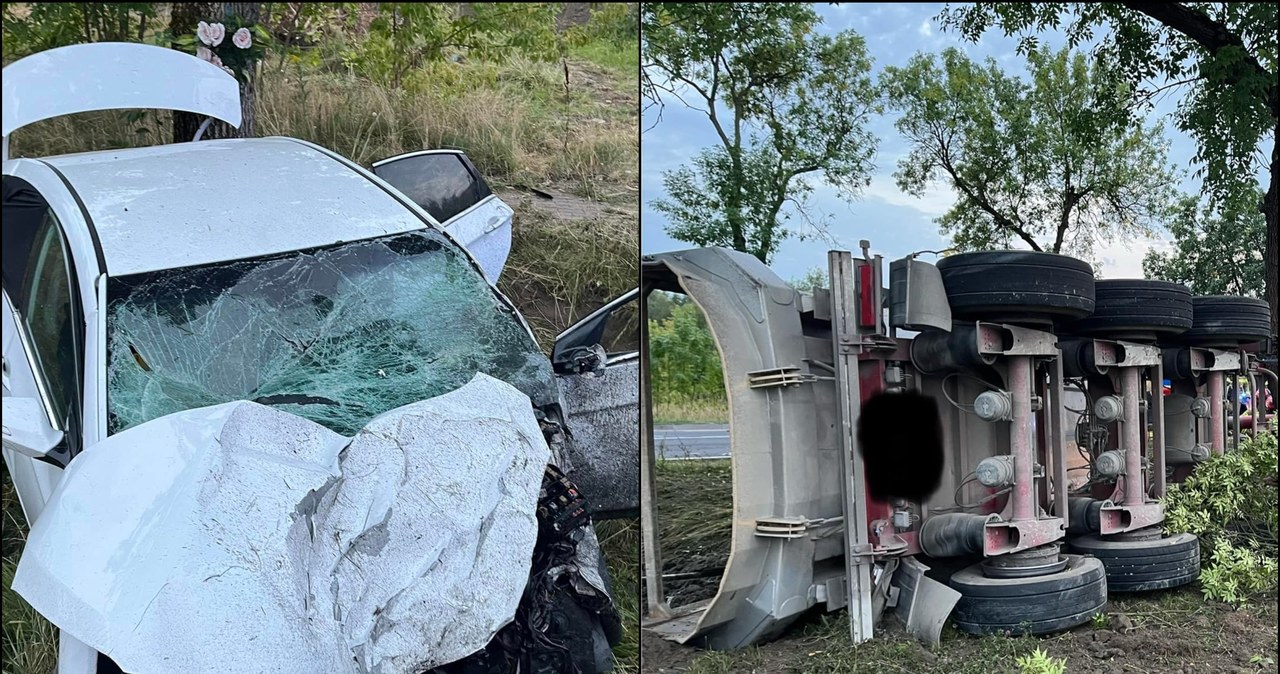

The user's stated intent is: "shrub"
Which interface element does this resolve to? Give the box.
[1015,648,1067,674]
[1163,432,1278,604]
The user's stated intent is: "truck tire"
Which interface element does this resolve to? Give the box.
[950,554,1107,635]
[1179,296,1271,347]
[936,251,1095,326]
[1068,532,1200,592]
[1068,279,1192,341]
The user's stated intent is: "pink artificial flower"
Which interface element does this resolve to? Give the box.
[206,22,226,47]
[210,54,224,67]
[196,46,213,62]
[232,27,252,49]
[221,65,236,77]
[196,21,214,46]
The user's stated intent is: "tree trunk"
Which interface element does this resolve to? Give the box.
[1265,123,1278,352]
[170,2,262,142]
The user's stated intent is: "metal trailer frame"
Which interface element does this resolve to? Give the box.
[639,245,1087,649]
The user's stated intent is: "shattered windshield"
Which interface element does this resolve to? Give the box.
[106,229,554,436]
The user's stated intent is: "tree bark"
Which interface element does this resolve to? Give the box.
[1266,124,1278,348]
[171,2,262,142]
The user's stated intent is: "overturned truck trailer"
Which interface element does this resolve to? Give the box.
[640,244,1270,649]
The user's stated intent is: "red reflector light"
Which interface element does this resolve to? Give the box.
[858,263,875,327]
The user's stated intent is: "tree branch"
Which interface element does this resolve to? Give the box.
[1120,1,1278,114]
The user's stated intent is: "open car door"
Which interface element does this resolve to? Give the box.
[552,288,640,519]
[372,150,513,283]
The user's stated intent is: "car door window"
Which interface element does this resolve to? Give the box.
[373,153,491,223]
[20,210,83,438]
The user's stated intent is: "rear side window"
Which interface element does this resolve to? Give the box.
[374,153,491,223]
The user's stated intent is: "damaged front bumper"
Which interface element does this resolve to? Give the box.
[14,374,618,674]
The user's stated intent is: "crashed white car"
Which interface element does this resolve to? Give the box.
[2,43,637,674]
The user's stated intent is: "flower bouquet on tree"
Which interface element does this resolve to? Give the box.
[175,17,268,82]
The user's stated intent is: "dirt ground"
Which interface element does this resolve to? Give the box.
[640,585,1278,674]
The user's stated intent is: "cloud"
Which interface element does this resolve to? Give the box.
[918,20,933,37]
[1094,236,1170,280]
[861,173,956,217]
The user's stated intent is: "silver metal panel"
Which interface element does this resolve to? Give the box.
[641,247,832,649]
[889,257,952,332]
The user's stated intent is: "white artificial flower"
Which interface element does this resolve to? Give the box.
[196,46,213,62]
[221,65,236,77]
[232,27,252,49]
[196,21,213,45]
[207,22,226,46]
[210,54,224,67]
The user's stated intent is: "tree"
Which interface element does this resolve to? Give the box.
[937,2,1278,341]
[790,267,829,293]
[882,46,1178,257]
[171,2,264,141]
[2,4,158,61]
[642,3,879,263]
[648,302,725,403]
[347,4,561,87]
[1143,189,1266,297]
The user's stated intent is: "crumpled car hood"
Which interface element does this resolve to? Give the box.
[13,373,550,674]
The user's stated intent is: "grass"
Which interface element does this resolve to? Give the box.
[2,466,58,674]
[499,206,637,351]
[597,518,640,673]
[655,460,733,558]
[654,398,729,425]
[647,463,1280,674]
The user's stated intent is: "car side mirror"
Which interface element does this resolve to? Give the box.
[1,397,63,459]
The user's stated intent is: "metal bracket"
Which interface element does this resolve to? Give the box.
[975,322,1059,356]
[1090,339,1162,368]
[754,516,807,538]
[1189,347,1242,373]
[1099,501,1165,535]
[983,516,1066,557]
[747,366,814,389]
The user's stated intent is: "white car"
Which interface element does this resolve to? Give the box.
[2,43,637,674]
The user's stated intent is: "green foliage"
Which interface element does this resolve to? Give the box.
[2,2,158,61]
[1142,188,1266,296]
[936,3,1274,211]
[343,3,561,87]
[1090,611,1110,629]
[643,3,880,263]
[882,46,1178,257]
[790,266,829,293]
[1015,648,1067,674]
[565,3,638,49]
[1164,433,1278,605]
[648,300,725,404]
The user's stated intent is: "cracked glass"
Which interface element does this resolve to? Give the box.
[105,229,554,436]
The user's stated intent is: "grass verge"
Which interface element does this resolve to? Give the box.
[653,399,729,425]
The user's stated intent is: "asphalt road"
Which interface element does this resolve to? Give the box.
[655,424,730,460]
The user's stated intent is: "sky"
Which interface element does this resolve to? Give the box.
[639,3,1264,284]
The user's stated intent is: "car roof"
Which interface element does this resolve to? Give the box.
[39,137,429,276]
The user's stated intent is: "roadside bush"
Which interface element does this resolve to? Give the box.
[1164,432,1278,604]
[649,301,726,403]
